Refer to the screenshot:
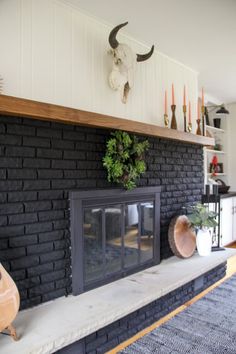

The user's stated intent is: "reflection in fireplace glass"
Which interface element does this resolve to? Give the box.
[84,208,103,283]
[105,204,122,275]
[124,203,139,268]
[140,203,154,263]
[124,203,154,267]
[83,201,154,286]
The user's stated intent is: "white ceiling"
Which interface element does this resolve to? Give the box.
[63,0,236,104]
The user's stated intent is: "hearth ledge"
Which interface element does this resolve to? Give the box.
[1,249,236,354]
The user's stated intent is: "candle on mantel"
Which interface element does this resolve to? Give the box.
[172,84,175,105]
[197,100,200,120]
[189,101,191,123]
[183,85,186,106]
[201,87,204,107]
[164,90,167,115]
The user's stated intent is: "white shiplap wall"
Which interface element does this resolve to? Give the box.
[0,0,198,130]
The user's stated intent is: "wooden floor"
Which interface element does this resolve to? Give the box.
[107,253,236,354]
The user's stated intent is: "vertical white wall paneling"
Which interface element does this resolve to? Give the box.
[54,1,72,107]
[0,0,21,96]
[0,0,199,129]
[72,10,90,110]
[31,0,54,102]
[21,0,33,98]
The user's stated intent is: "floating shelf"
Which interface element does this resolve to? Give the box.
[207,173,227,176]
[206,125,225,133]
[0,94,214,146]
[205,149,225,154]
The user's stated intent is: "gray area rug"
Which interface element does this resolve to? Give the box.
[120,274,236,354]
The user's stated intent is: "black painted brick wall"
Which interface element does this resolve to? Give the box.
[0,115,204,309]
[57,263,227,354]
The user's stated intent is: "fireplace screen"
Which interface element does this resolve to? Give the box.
[70,187,161,295]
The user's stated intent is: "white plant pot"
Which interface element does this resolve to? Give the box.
[196,228,212,256]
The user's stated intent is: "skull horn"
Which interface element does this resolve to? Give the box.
[109,22,128,49]
[137,45,154,62]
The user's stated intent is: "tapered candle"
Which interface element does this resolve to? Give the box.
[183,85,186,106]
[189,101,191,123]
[172,84,175,105]
[198,101,200,120]
[201,87,204,107]
[165,90,167,115]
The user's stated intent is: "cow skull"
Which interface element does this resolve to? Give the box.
[108,22,154,103]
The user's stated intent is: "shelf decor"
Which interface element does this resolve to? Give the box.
[210,155,219,176]
[170,84,177,130]
[196,119,202,135]
[187,101,192,132]
[183,85,187,132]
[164,90,169,128]
[183,105,187,132]
[210,162,223,175]
[171,104,177,130]
[196,101,202,135]
[205,122,227,184]
[164,113,169,128]
[187,122,192,133]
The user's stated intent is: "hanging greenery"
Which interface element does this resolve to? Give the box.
[103,131,149,190]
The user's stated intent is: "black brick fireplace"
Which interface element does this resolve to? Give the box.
[0,114,204,309]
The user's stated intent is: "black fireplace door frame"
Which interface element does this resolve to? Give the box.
[70,187,161,295]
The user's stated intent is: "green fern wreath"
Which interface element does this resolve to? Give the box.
[103,131,149,190]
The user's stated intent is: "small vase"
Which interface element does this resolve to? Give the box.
[196,228,212,256]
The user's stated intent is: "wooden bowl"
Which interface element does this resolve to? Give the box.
[168,215,196,259]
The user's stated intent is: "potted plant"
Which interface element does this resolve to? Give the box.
[188,203,217,256]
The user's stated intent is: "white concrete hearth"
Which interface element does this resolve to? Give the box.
[1,249,236,354]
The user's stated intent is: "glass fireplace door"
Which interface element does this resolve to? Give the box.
[70,187,161,295]
[83,201,154,290]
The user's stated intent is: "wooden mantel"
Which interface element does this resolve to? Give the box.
[0,94,214,146]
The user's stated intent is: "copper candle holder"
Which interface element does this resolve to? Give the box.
[171,105,177,130]
[183,105,187,132]
[201,105,205,136]
[164,113,169,128]
[196,119,202,135]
